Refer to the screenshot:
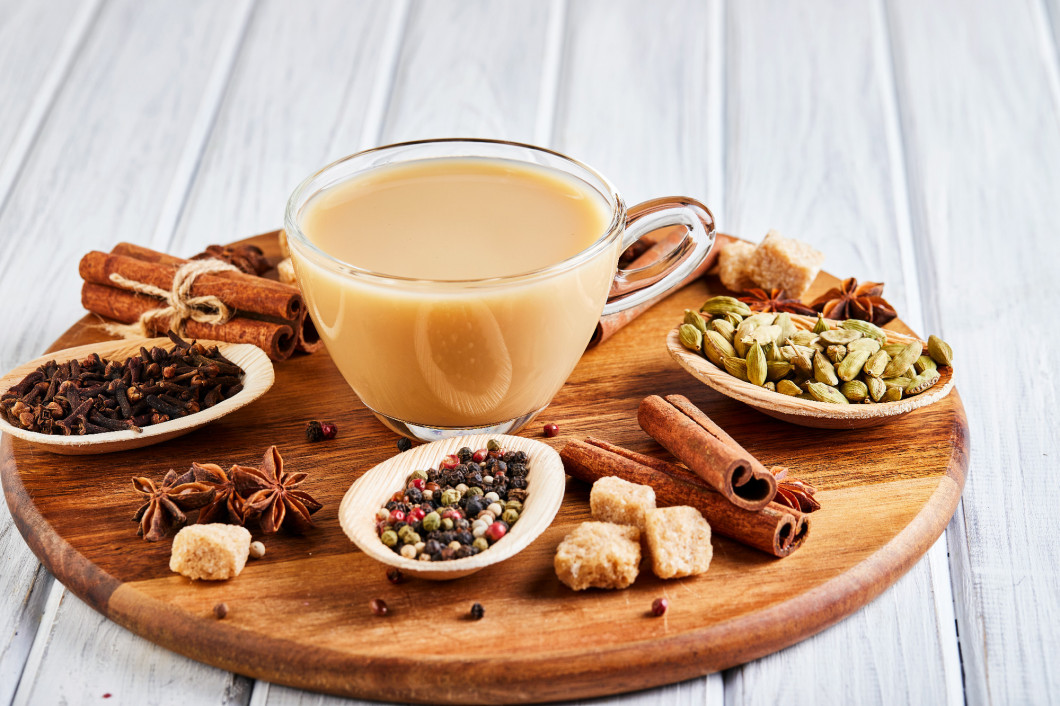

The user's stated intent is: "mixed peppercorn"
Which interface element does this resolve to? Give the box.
[375,440,530,562]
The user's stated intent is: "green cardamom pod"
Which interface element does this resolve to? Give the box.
[679,324,703,352]
[837,348,872,382]
[840,319,887,343]
[812,314,829,333]
[763,381,776,392]
[762,341,780,362]
[700,296,752,317]
[776,379,802,396]
[820,328,862,345]
[710,318,735,342]
[927,335,953,366]
[722,356,750,381]
[906,369,941,395]
[684,309,708,333]
[703,330,736,366]
[848,337,882,355]
[826,344,847,365]
[724,312,743,327]
[746,342,767,386]
[775,313,796,345]
[865,375,886,401]
[766,360,793,381]
[883,376,913,390]
[863,349,891,377]
[790,330,818,347]
[914,355,937,374]
[807,381,849,404]
[734,335,751,358]
[883,343,906,357]
[813,350,839,386]
[792,352,814,377]
[749,324,783,346]
[882,341,923,378]
[881,386,903,402]
[840,380,869,402]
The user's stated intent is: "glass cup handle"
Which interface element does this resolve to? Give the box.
[600,196,716,317]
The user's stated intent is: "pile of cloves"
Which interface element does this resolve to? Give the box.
[1,331,245,435]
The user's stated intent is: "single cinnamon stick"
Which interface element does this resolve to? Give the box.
[637,394,777,510]
[561,438,808,557]
[81,283,297,361]
[79,251,301,321]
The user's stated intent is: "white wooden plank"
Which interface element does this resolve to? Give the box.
[0,0,99,208]
[887,0,1060,703]
[379,0,552,144]
[0,0,254,701]
[13,584,251,706]
[167,0,398,256]
[249,681,374,706]
[554,0,715,207]
[715,1,960,703]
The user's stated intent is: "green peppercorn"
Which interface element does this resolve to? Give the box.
[504,500,523,513]
[501,508,519,525]
[440,488,460,506]
[410,469,428,481]
[465,486,484,497]
[422,511,441,532]
[397,524,414,538]
[473,537,489,552]
[487,439,500,452]
[380,530,398,547]
[403,531,421,545]
[441,518,454,531]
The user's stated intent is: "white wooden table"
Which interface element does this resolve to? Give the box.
[0,1,1056,703]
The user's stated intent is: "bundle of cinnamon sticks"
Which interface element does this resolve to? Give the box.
[561,395,814,557]
[79,241,321,362]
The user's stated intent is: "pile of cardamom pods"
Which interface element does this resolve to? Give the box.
[678,296,954,404]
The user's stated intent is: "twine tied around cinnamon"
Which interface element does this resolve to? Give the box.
[100,259,241,339]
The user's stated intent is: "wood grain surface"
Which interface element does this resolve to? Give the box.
[1,233,967,703]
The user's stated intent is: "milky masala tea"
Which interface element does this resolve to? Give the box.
[286,140,714,439]
[291,157,616,432]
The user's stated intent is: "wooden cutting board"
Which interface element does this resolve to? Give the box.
[0,233,968,704]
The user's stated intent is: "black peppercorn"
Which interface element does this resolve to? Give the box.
[406,487,423,504]
[213,602,228,619]
[470,602,485,620]
[424,539,442,556]
[397,437,412,452]
[509,476,528,490]
[464,496,486,518]
[456,530,473,545]
[457,447,473,463]
[305,420,324,442]
[386,568,405,584]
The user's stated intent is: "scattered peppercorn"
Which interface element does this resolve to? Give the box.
[470,602,485,620]
[370,598,388,616]
[386,568,405,585]
[213,602,228,619]
[397,437,412,452]
[305,420,338,442]
[320,422,337,439]
[543,423,559,437]
[249,541,265,559]
[651,597,668,617]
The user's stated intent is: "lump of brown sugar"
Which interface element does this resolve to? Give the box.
[169,524,252,581]
[718,241,757,292]
[554,521,641,590]
[644,506,713,579]
[590,475,656,531]
[745,230,824,299]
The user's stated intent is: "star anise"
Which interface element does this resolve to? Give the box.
[233,445,322,534]
[191,462,247,526]
[770,466,820,513]
[192,244,270,276]
[810,278,897,326]
[132,469,215,541]
[738,288,817,316]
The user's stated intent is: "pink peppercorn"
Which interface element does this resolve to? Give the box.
[410,478,425,491]
[543,423,559,437]
[472,449,489,463]
[408,507,426,522]
[484,522,507,542]
[389,509,406,523]
[651,598,668,617]
[440,454,460,469]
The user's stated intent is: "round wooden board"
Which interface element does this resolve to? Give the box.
[1,233,968,704]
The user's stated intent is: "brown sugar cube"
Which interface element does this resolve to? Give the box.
[554,521,641,590]
[590,476,657,530]
[717,241,757,292]
[169,524,252,581]
[644,506,713,579]
[746,230,824,299]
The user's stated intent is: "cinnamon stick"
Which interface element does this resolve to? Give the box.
[561,438,808,557]
[110,241,321,354]
[81,283,297,361]
[637,394,777,510]
[80,251,301,321]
